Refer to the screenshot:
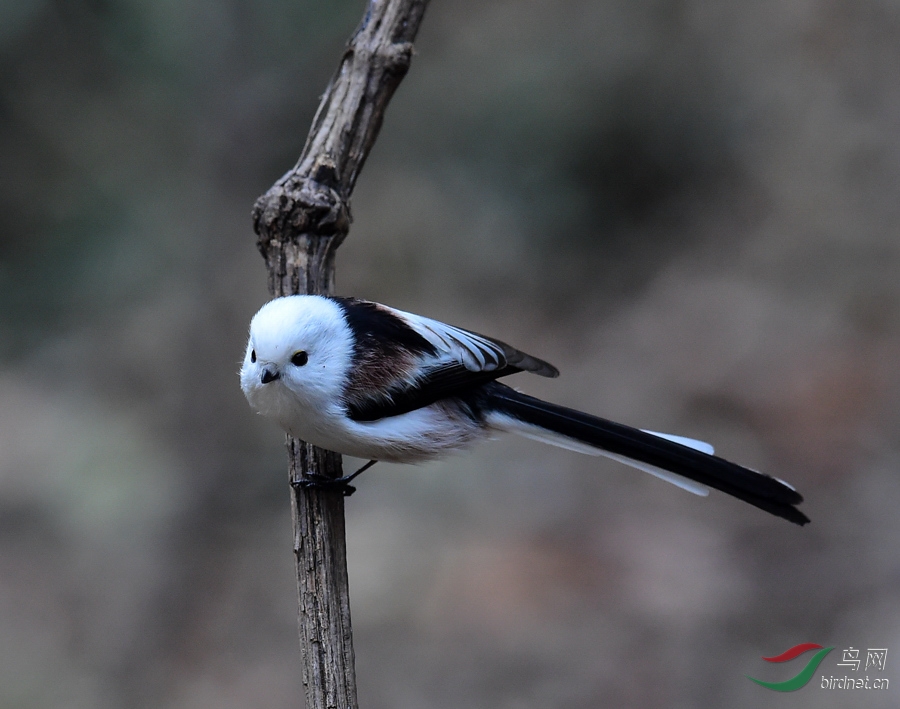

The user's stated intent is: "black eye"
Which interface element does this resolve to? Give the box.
[291,351,308,366]
[250,349,257,363]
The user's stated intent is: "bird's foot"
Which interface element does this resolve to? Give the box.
[293,474,358,497]
[292,460,378,497]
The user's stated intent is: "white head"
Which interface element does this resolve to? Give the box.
[240,296,354,432]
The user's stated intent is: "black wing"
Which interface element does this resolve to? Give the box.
[347,360,526,421]
[331,298,558,422]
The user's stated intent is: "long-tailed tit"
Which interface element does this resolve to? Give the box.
[240,295,808,525]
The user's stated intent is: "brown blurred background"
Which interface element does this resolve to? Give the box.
[2,1,899,707]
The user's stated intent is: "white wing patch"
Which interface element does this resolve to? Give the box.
[391,307,507,372]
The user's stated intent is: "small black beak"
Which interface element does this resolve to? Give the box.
[260,368,280,384]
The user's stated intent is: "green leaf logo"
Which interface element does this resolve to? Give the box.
[747,644,834,692]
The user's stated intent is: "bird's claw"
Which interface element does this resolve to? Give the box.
[293,474,357,497]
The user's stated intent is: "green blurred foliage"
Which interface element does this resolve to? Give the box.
[0,0,359,357]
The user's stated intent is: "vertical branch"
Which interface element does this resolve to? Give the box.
[251,1,430,708]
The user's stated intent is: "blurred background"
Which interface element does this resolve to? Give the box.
[2,0,899,707]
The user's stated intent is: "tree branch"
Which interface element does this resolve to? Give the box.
[251,2,430,708]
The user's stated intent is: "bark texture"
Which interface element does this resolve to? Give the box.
[250,2,430,707]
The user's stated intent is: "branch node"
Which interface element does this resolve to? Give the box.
[383,41,414,74]
[252,176,352,259]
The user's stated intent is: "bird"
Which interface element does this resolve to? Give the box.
[240,295,809,525]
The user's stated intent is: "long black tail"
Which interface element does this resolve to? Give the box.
[481,382,809,525]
